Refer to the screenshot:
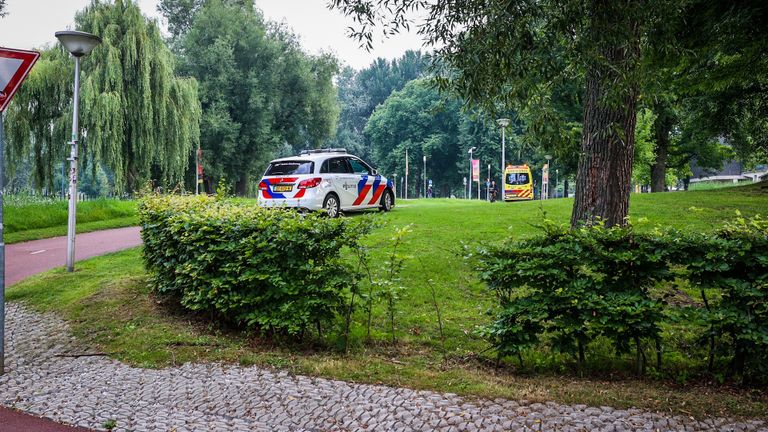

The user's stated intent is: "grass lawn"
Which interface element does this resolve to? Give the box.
[4,199,138,243]
[8,183,768,419]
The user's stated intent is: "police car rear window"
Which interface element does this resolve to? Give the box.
[266,161,314,175]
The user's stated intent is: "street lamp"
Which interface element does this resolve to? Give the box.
[497,118,510,200]
[56,30,101,272]
[423,155,427,199]
[543,154,552,200]
[468,147,476,200]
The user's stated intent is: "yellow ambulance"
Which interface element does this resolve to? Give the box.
[504,164,534,201]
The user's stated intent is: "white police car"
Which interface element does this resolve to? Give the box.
[257,149,395,217]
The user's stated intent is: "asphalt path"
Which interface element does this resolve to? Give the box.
[5,226,142,285]
[2,226,143,431]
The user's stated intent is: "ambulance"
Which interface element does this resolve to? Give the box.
[504,164,534,201]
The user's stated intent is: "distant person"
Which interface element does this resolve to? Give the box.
[489,181,498,202]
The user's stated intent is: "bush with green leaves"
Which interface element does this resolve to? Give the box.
[480,216,768,381]
[480,222,673,374]
[139,194,374,337]
[684,214,768,379]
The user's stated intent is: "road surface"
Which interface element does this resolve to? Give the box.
[5,226,142,285]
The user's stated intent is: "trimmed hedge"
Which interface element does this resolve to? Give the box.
[480,216,768,381]
[139,195,373,336]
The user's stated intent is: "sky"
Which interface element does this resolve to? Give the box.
[0,0,428,70]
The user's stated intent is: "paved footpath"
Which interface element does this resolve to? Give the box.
[2,304,767,432]
[2,228,767,431]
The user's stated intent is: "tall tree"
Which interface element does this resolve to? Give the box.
[168,0,339,195]
[330,50,427,160]
[331,0,695,227]
[6,0,200,193]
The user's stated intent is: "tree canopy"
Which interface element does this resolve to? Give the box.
[6,0,201,193]
[164,0,340,194]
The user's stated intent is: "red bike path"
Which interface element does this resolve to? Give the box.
[2,226,143,431]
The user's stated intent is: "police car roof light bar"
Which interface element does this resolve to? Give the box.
[300,148,347,155]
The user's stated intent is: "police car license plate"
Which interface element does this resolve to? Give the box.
[273,185,292,192]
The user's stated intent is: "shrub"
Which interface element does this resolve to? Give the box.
[479,216,768,381]
[685,215,768,380]
[139,194,374,336]
[480,222,672,374]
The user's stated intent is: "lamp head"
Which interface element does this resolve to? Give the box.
[468,147,477,154]
[496,118,510,128]
[55,30,102,57]
[545,154,552,161]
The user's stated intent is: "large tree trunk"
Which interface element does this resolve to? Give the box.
[651,103,673,192]
[571,2,641,228]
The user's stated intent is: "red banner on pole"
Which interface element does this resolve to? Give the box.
[471,159,480,182]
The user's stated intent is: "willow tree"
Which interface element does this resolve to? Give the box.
[6,0,200,193]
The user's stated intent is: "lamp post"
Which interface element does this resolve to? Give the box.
[543,154,552,200]
[468,147,476,200]
[423,155,426,199]
[496,118,510,200]
[393,173,398,199]
[404,147,409,200]
[56,30,101,272]
[555,169,559,198]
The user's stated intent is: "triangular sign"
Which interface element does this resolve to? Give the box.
[0,47,40,112]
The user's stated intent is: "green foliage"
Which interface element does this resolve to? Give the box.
[139,194,374,336]
[480,222,671,373]
[171,0,340,194]
[329,51,427,161]
[685,214,768,379]
[6,0,201,194]
[480,215,768,381]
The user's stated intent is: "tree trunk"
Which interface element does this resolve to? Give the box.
[651,103,673,192]
[235,175,248,196]
[571,3,641,228]
[564,179,569,198]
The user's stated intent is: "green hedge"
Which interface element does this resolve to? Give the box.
[480,216,768,381]
[139,195,373,336]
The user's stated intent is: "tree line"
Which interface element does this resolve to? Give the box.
[332,0,767,227]
[3,0,339,195]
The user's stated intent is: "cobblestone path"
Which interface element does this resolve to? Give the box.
[1,303,765,432]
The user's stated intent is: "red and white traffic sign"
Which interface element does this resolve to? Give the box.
[0,47,40,112]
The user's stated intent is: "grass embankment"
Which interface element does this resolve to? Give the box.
[4,199,138,243]
[8,183,768,419]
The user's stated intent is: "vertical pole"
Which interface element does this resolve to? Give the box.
[195,146,199,195]
[468,150,472,200]
[423,156,426,199]
[0,113,6,374]
[66,56,80,272]
[501,128,505,201]
[487,164,490,201]
[405,148,408,200]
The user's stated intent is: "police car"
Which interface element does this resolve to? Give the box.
[257,149,395,217]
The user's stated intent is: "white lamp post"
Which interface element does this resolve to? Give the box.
[496,118,510,200]
[543,154,552,200]
[468,147,476,200]
[56,30,101,272]
[405,147,409,200]
[423,155,426,198]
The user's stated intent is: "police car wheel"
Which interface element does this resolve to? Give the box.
[379,190,393,212]
[324,193,340,218]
